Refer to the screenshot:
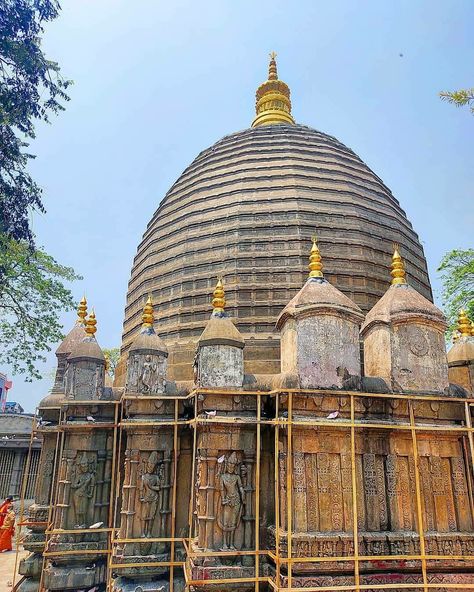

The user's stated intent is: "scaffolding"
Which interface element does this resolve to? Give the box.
[12,388,474,592]
[183,387,474,591]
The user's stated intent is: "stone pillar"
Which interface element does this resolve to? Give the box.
[10,450,25,497]
[17,301,88,592]
[112,297,185,592]
[40,313,116,591]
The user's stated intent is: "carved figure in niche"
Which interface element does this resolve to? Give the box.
[139,451,164,537]
[71,452,96,528]
[217,451,245,550]
[140,355,157,393]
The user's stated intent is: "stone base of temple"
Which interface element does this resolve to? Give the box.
[15,580,40,592]
[42,560,107,590]
[112,575,185,592]
[275,571,474,591]
[187,556,257,589]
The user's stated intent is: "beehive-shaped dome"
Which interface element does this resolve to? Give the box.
[121,61,432,382]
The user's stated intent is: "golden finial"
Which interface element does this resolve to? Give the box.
[471,320,474,337]
[212,278,226,313]
[85,309,97,337]
[457,309,471,338]
[77,296,87,325]
[268,51,278,80]
[390,246,407,285]
[252,53,295,127]
[142,295,154,329]
[308,236,324,278]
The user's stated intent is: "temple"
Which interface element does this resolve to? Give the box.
[16,55,474,592]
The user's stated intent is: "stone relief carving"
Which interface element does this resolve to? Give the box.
[138,451,164,538]
[71,452,96,528]
[407,326,430,357]
[65,360,103,399]
[217,452,245,550]
[126,353,166,394]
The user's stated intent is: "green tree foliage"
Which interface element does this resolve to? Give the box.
[0,237,81,380]
[0,0,71,244]
[439,88,474,116]
[0,2,81,379]
[103,347,120,378]
[438,248,474,335]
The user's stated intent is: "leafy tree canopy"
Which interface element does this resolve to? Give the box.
[103,347,120,378]
[0,2,81,380]
[0,0,71,244]
[0,236,81,380]
[440,88,474,116]
[438,248,474,335]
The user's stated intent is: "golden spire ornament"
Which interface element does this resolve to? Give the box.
[252,52,295,127]
[212,278,226,313]
[85,310,97,337]
[142,296,154,329]
[308,236,324,279]
[77,296,87,325]
[457,309,471,338]
[390,246,407,286]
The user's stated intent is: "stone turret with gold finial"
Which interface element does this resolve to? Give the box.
[126,295,168,394]
[447,309,474,393]
[50,296,90,395]
[362,246,449,394]
[196,278,244,388]
[66,307,106,400]
[277,236,364,389]
[252,52,295,127]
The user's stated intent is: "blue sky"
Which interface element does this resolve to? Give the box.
[9,0,473,411]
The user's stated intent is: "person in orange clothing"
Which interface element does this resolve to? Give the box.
[0,497,13,527]
[0,504,15,552]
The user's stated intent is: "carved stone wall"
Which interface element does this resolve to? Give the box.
[126,351,167,394]
[392,323,449,393]
[363,320,449,394]
[64,359,105,400]
[195,426,256,552]
[295,314,361,389]
[118,430,174,560]
[41,399,116,592]
[197,344,244,388]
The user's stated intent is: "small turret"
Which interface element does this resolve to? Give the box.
[65,308,106,400]
[277,237,364,389]
[126,296,168,394]
[361,247,449,394]
[447,309,474,393]
[49,297,88,397]
[196,279,244,388]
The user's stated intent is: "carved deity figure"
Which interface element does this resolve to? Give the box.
[71,452,96,528]
[139,451,164,537]
[217,451,245,550]
[140,355,157,393]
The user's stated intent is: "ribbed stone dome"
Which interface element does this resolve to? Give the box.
[122,124,432,381]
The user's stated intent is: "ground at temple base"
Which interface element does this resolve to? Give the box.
[0,546,28,592]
